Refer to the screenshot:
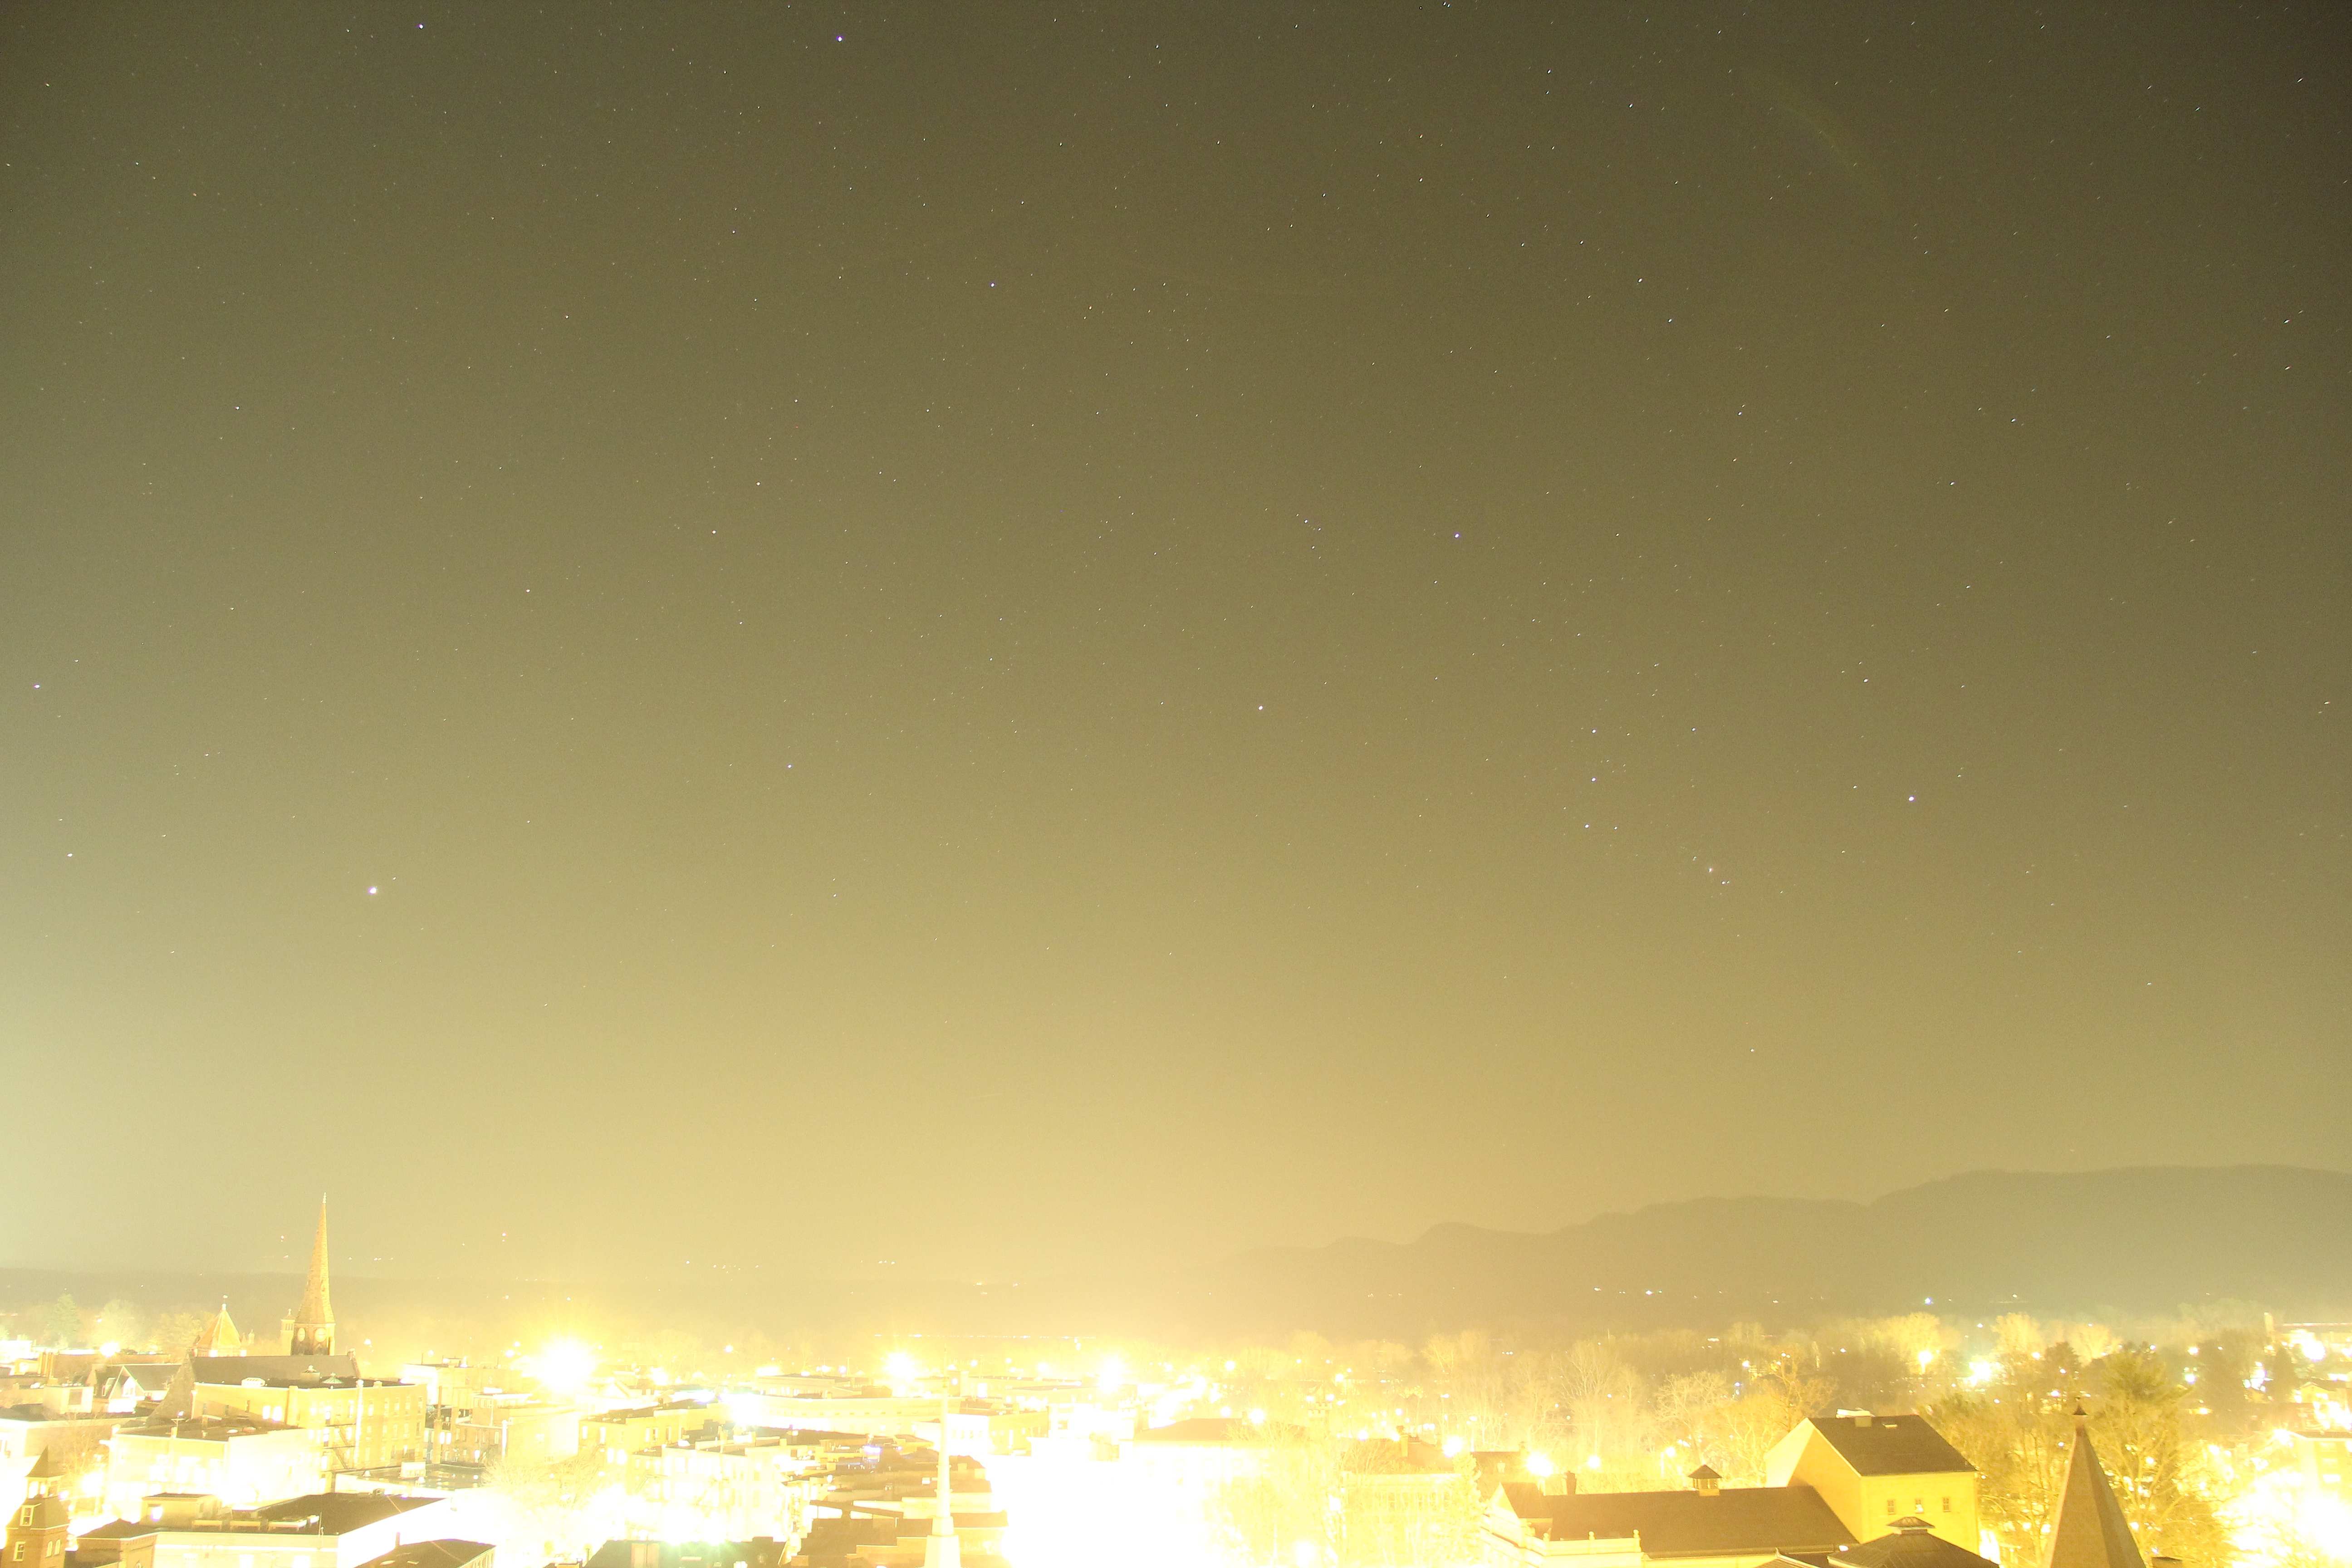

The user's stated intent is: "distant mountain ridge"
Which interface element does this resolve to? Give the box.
[5,1167,2345,1348]
[1208,1164,2352,1338]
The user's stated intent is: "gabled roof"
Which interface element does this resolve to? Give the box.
[1506,1484,1857,1557]
[150,1364,196,1421]
[355,1542,495,1568]
[1828,1519,2000,1568]
[1804,1415,1977,1476]
[191,1306,243,1356]
[111,1365,180,1393]
[2043,1413,2146,1568]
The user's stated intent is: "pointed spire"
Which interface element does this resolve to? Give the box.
[2043,1407,2146,1568]
[924,1392,961,1568]
[192,1300,242,1356]
[289,1196,335,1355]
[154,1362,197,1421]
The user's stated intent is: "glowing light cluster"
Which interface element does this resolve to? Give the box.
[520,1338,597,1397]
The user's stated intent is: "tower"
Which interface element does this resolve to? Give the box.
[923,1392,960,1568]
[6,1448,71,1568]
[288,1198,334,1356]
[2043,1408,2147,1568]
[191,1300,243,1357]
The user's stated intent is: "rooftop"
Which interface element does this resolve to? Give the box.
[1504,1484,1857,1558]
[1806,1415,1978,1477]
[189,1354,366,1387]
[251,1494,439,1536]
[1819,1520,1999,1568]
[354,1542,495,1568]
[116,1415,293,1440]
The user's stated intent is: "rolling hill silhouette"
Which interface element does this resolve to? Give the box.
[1205,1165,2352,1338]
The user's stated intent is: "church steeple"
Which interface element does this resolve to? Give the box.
[289,1198,334,1356]
[2043,1407,2146,1568]
[924,1391,961,1568]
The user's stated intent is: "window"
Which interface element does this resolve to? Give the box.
[1943,1498,1953,1513]
[1885,1500,1897,1516]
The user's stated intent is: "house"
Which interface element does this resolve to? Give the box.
[2292,1431,2350,1499]
[1765,1415,1980,1551]
[0,1411,126,1513]
[184,1369,426,1477]
[438,1404,578,1468]
[581,1404,723,1465]
[1485,1467,1856,1568]
[623,1437,818,1545]
[111,1492,452,1568]
[72,1496,225,1567]
[96,1370,181,1417]
[102,1413,328,1517]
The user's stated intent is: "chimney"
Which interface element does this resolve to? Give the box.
[1541,1472,1575,1497]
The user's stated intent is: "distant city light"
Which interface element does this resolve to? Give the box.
[521,1338,595,1397]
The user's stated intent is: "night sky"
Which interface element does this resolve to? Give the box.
[4,3,2345,1286]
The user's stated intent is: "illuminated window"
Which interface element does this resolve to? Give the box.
[1943,1498,1952,1513]
[1886,1500,1897,1515]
